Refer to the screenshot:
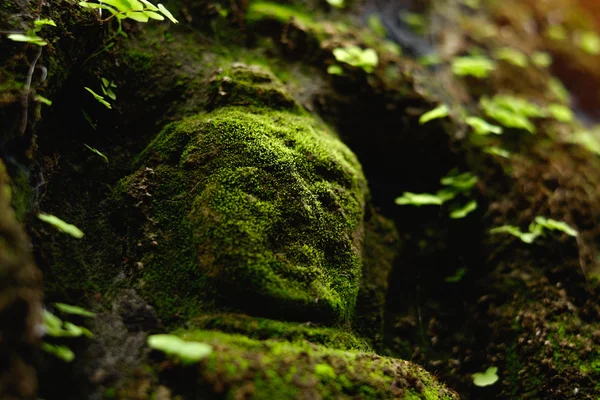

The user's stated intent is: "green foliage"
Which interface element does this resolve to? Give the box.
[332,46,378,73]
[576,31,600,55]
[42,343,75,362]
[84,144,109,163]
[55,303,96,317]
[465,116,503,135]
[6,18,56,46]
[34,94,53,106]
[547,104,573,122]
[147,334,213,364]
[42,306,94,362]
[325,0,345,9]
[472,367,499,387]
[493,47,528,68]
[37,213,84,238]
[79,0,178,24]
[483,146,511,158]
[85,87,112,109]
[451,55,496,78]
[531,51,552,68]
[449,200,477,219]
[395,171,478,219]
[327,65,344,76]
[419,104,449,125]
[480,95,545,133]
[101,78,117,100]
[545,25,567,41]
[548,78,570,103]
[445,267,467,283]
[490,216,577,243]
[395,192,444,206]
[44,310,93,338]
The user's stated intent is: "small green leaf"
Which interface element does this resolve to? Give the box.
[449,200,478,219]
[55,303,96,317]
[531,51,552,68]
[445,267,467,283]
[38,213,84,238]
[85,87,112,109]
[493,47,528,68]
[101,77,110,87]
[326,0,344,8]
[333,46,378,73]
[42,343,75,362]
[534,216,578,237]
[545,25,567,41]
[548,78,570,103]
[400,12,426,34]
[139,0,159,11]
[483,146,511,158]
[452,56,496,78]
[158,3,179,23]
[327,65,344,76]
[576,31,600,55]
[466,116,503,135]
[34,19,57,29]
[147,334,213,364]
[395,192,444,206]
[489,225,539,243]
[125,11,150,22]
[84,144,109,163]
[547,104,573,122]
[472,367,499,387]
[440,171,478,190]
[7,33,46,46]
[419,104,449,125]
[34,95,52,106]
[144,10,165,20]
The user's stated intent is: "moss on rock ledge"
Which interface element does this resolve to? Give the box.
[119,64,369,325]
[149,329,458,400]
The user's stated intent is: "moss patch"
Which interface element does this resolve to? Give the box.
[119,64,368,325]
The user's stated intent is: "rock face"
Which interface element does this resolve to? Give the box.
[119,65,369,325]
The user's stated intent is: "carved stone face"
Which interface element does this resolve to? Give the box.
[120,66,368,324]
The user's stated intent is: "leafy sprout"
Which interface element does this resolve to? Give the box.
[490,216,577,243]
[84,144,109,163]
[472,367,499,387]
[85,87,112,109]
[531,51,552,68]
[147,334,213,364]
[325,0,345,8]
[483,146,511,158]
[465,116,503,135]
[79,0,178,24]
[395,171,478,219]
[479,95,545,133]
[445,267,467,283]
[42,343,75,362]
[576,31,600,55]
[547,104,573,123]
[6,18,57,46]
[451,55,496,78]
[419,104,449,125]
[38,213,84,238]
[55,303,96,317]
[332,46,378,73]
[493,47,528,68]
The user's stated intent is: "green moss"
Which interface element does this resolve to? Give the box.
[191,313,372,351]
[122,49,154,75]
[154,329,458,399]
[119,64,368,325]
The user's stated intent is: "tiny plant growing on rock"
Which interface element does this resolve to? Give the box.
[472,366,499,387]
[419,104,449,125]
[147,334,213,364]
[332,45,378,73]
[490,216,578,243]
